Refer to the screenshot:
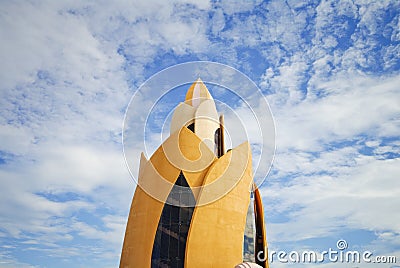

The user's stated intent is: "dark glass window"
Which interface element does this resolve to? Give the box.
[215,128,220,156]
[243,193,256,262]
[151,172,195,268]
[187,122,195,133]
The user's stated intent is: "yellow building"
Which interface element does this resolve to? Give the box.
[120,79,269,268]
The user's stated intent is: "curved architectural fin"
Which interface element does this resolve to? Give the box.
[161,127,215,173]
[194,99,220,151]
[137,152,148,184]
[254,188,269,268]
[185,78,213,108]
[170,102,196,134]
[185,142,253,267]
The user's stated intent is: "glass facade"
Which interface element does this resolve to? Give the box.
[243,193,256,262]
[151,172,195,268]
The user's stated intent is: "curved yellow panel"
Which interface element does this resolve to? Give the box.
[121,128,218,267]
[194,99,220,151]
[170,102,196,134]
[185,142,254,267]
[121,79,269,268]
[136,127,217,203]
[139,151,179,204]
[137,126,218,203]
[162,127,216,173]
[120,156,169,267]
[149,140,181,185]
[196,141,251,205]
[182,169,209,201]
[185,78,213,108]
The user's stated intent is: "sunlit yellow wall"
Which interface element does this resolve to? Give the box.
[120,78,270,267]
[121,117,262,267]
[185,142,253,267]
[120,127,214,267]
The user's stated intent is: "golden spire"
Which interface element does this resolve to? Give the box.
[185,78,213,108]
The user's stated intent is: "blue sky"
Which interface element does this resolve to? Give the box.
[0,0,399,267]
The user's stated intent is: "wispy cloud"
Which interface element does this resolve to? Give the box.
[0,0,399,266]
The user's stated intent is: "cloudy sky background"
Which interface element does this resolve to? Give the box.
[0,0,399,267]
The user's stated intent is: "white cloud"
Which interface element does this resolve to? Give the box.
[210,8,226,36]
[72,215,125,246]
[260,67,400,244]
[219,0,263,15]
[0,125,33,155]
[0,1,122,91]
[264,156,400,242]
[268,73,400,152]
[0,141,132,264]
[0,0,399,266]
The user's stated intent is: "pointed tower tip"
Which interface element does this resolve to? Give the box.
[185,79,213,108]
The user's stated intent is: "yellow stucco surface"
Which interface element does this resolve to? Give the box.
[185,142,253,267]
[120,132,256,267]
[120,79,268,267]
[194,99,220,151]
[185,78,212,107]
[170,102,195,134]
[120,127,215,267]
[162,127,216,173]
